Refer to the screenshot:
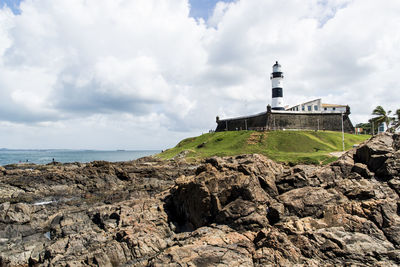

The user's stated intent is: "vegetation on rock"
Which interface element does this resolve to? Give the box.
[158,130,370,165]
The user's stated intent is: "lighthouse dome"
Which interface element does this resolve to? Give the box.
[273,61,282,72]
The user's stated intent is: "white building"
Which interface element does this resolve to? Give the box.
[286,98,348,113]
[378,122,387,134]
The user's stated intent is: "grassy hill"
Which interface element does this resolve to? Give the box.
[158,130,371,165]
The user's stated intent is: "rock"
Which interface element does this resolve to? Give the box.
[253,228,304,265]
[267,200,284,225]
[352,163,373,179]
[114,167,130,181]
[1,203,32,224]
[1,133,400,266]
[278,187,344,218]
[331,150,356,177]
[166,155,283,232]
[393,134,400,150]
[312,165,341,187]
[167,171,271,231]
[375,151,400,180]
[275,167,311,193]
[355,133,395,177]
[335,178,375,200]
[92,253,113,267]
[257,175,279,197]
[368,154,390,172]
[0,202,10,222]
[388,178,400,195]
[314,227,395,263]
[0,157,197,266]
[216,198,270,231]
[150,225,255,266]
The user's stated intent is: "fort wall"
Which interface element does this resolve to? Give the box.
[216,107,354,133]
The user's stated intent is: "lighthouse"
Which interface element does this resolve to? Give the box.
[270,61,285,110]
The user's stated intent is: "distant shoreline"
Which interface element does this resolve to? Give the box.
[0,149,160,166]
[0,148,160,152]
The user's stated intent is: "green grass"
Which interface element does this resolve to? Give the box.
[158,130,371,165]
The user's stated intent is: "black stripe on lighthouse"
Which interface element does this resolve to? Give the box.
[272,87,283,98]
[271,72,283,78]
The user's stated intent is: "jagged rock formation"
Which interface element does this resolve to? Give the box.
[1,133,400,266]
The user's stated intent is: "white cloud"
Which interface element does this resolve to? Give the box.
[0,0,400,149]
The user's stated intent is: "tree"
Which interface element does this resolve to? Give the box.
[355,122,372,135]
[371,106,394,132]
[393,109,400,131]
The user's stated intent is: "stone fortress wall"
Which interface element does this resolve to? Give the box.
[215,105,354,133]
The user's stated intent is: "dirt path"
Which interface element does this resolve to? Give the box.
[329,151,346,157]
[247,132,264,144]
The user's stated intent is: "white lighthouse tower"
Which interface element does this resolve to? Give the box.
[270,61,285,110]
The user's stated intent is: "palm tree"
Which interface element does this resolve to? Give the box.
[394,109,400,131]
[371,106,394,132]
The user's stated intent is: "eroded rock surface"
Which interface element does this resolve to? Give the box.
[1,133,400,266]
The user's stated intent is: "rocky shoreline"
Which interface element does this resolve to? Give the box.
[1,133,400,266]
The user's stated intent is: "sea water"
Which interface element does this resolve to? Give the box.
[0,149,160,166]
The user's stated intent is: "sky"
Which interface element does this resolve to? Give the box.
[0,0,399,150]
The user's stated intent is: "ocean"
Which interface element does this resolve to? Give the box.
[0,149,160,166]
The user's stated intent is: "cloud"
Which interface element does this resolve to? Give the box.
[0,0,206,122]
[0,0,400,148]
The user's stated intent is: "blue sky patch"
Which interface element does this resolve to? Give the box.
[189,0,234,20]
[2,0,235,19]
[1,0,235,18]
[0,0,22,14]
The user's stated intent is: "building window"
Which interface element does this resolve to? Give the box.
[302,106,305,111]
[308,106,312,111]
[333,107,336,111]
[314,106,318,111]
[296,107,298,111]
[324,108,327,111]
